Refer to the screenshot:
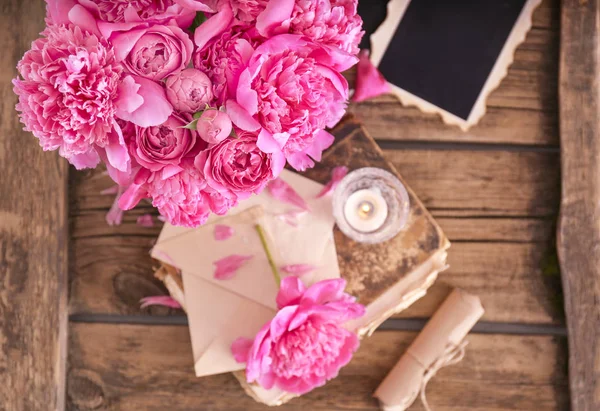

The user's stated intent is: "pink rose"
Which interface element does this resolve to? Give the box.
[256,0,364,55]
[194,23,259,104]
[228,35,354,170]
[110,23,194,81]
[120,162,211,227]
[196,110,232,144]
[165,68,214,113]
[195,129,285,199]
[130,113,201,171]
[13,24,125,169]
[232,277,365,395]
[46,0,196,29]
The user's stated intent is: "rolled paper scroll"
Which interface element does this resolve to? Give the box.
[374,288,484,411]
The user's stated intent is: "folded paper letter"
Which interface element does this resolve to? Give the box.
[374,289,484,411]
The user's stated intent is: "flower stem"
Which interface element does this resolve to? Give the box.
[255,224,281,286]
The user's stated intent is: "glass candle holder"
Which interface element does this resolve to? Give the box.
[332,167,410,244]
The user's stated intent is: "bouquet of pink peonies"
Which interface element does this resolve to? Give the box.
[13,0,363,227]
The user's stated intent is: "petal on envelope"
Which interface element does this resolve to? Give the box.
[316,166,348,198]
[352,49,391,102]
[231,337,254,363]
[213,254,253,280]
[280,264,317,277]
[267,178,310,211]
[214,224,234,241]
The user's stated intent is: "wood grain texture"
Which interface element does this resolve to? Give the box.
[70,149,560,218]
[557,1,600,409]
[0,1,69,409]
[67,323,569,411]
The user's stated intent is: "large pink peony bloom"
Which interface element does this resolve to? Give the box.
[120,161,212,227]
[256,0,364,55]
[130,113,201,171]
[46,0,196,29]
[227,34,355,171]
[232,277,365,395]
[13,24,123,169]
[195,129,284,200]
[194,23,259,104]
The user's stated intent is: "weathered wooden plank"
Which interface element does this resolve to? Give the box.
[67,323,569,411]
[71,149,560,217]
[68,229,562,324]
[557,1,600,410]
[0,1,68,409]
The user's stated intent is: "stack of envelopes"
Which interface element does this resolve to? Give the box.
[151,118,450,405]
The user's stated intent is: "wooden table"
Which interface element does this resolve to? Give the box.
[2,0,598,410]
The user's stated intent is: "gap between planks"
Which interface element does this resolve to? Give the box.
[376,139,560,153]
[68,314,567,336]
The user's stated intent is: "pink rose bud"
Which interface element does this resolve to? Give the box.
[197,110,233,144]
[165,68,214,113]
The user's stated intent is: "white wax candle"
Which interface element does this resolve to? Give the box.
[344,188,388,233]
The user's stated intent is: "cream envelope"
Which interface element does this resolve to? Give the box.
[152,171,341,377]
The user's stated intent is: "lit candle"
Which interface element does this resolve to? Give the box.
[344,188,388,233]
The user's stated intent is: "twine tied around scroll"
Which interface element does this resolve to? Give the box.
[404,340,469,411]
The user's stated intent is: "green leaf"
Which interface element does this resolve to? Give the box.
[189,12,207,33]
[193,111,203,120]
[181,119,199,130]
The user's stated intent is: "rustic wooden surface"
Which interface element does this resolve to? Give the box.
[0,0,575,409]
[0,1,69,409]
[557,1,600,410]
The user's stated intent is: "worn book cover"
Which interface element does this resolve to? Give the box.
[155,117,449,405]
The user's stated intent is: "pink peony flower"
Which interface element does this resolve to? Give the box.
[229,35,353,170]
[196,110,232,144]
[119,162,211,227]
[46,0,196,29]
[195,129,285,199]
[109,23,194,81]
[232,277,365,395]
[203,186,239,215]
[130,113,201,171]
[165,68,214,113]
[256,0,364,55]
[13,24,123,168]
[194,23,259,104]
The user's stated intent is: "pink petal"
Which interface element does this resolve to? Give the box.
[286,130,335,172]
[140,296,182,309]
[225,99,260,132]
[302,278,347,305]
[194,3,233,51]
[116,76,173,127]
[104,122,130,173]
[100,185,119,196]
[174,0,215,12]
[136,214,154,228]
[68,4,101,37]
[352,50,391,102]
[267,178,310,211]
[118,168,151,210]
[46,0,77,25]
[276,276,306,308]
[214,255,253,280]
[231,337,254,363]
[257,129,288,153]
[68,149,100,170]
[256,0,294,37]
[274,210,306,227]
[157,215,166,223]
[106,186,125,226]
[115,75,144,114]
[280,264,317,277]
[236,70,258,115]
[316,166,349,198]
[214,224,234,241]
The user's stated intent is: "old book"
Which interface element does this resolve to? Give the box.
[155,116,449,405]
